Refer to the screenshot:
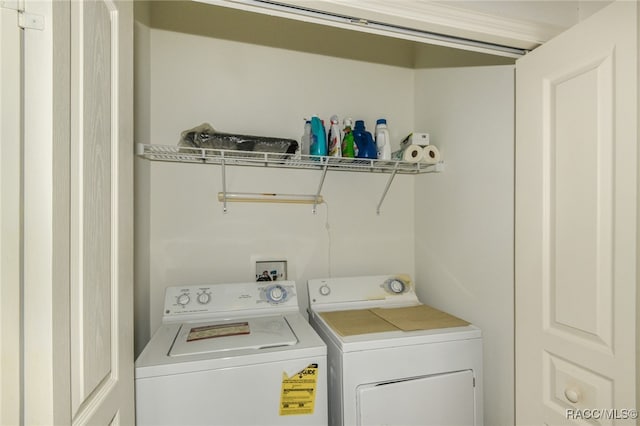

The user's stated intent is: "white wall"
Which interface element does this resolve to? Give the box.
[147,35,415,151]
[413,65,515,426]
[142,9,418,335]
[147,1,418,147]
[148,164,416,333]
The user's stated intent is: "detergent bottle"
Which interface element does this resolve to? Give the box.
[309,115,327,156]
[353,120,377,159]
[328,115,342,157]
[375,118,391,160]
[341,118,355,158]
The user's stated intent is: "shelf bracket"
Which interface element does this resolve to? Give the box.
[221,158,227,213]
[313,161,329,214]
[376,163,399,215]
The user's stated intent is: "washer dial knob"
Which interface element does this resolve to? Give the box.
[319,285,331,296]
[387,279,407,294]
[177,293,191,306]
[197,292,211,305]
[266,285,287,303]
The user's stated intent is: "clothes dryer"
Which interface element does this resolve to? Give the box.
[307,275,483,426]
[136,281,327,425]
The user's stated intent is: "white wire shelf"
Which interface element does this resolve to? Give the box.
[135,143,443,174]
[136,143,444,214]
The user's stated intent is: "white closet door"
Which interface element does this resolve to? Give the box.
[515,1,637,424]
[357,370,476,426]
[22,0,134,423]
[69,0,134,423]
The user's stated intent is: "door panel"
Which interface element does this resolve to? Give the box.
[72,0,113,405]
[70,0,133,423]
[515,1,637,424]
[357,370,476,426]
[543,352,614,426]
[545,52,614,351]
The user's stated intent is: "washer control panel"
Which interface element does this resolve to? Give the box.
[163,281,298,321]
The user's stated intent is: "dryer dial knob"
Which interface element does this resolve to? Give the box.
[266,285,286,303]
[197,292,211,305]
[177,293,191,306]
[388,279,406,294]
[319,285,331,296]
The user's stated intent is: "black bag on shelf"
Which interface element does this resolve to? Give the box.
[178,123,298,155]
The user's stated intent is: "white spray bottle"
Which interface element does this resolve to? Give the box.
[328,115,342,157]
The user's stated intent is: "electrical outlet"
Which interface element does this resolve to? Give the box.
[255,260,287,282]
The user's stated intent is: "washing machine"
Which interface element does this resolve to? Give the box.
[135,281,328,426]
[307,275,483,426]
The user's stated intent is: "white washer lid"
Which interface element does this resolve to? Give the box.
[169,315,297,357]
[135,313,326,379]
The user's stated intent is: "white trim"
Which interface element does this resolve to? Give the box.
[18,11,44,30]
[109,0,120,382]
[0,0,21,11]
[69,0,84,415]
[197,0,565,54]
[323,0,561,46]
[22,0,55,422]
[0,6,22,426]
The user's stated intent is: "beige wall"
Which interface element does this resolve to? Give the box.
[414,65,515,426]
[133,1,152,358]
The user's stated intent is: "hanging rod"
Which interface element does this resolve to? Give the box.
[217,192,323,204]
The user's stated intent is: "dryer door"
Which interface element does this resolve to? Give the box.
[357,370,476,426]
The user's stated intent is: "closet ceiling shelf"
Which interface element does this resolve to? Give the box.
[135,143,444,174]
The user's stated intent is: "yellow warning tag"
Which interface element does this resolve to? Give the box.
[279,363,318,416]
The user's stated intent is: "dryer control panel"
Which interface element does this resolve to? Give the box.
[162,281,299,323]
[308,274,419,308]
